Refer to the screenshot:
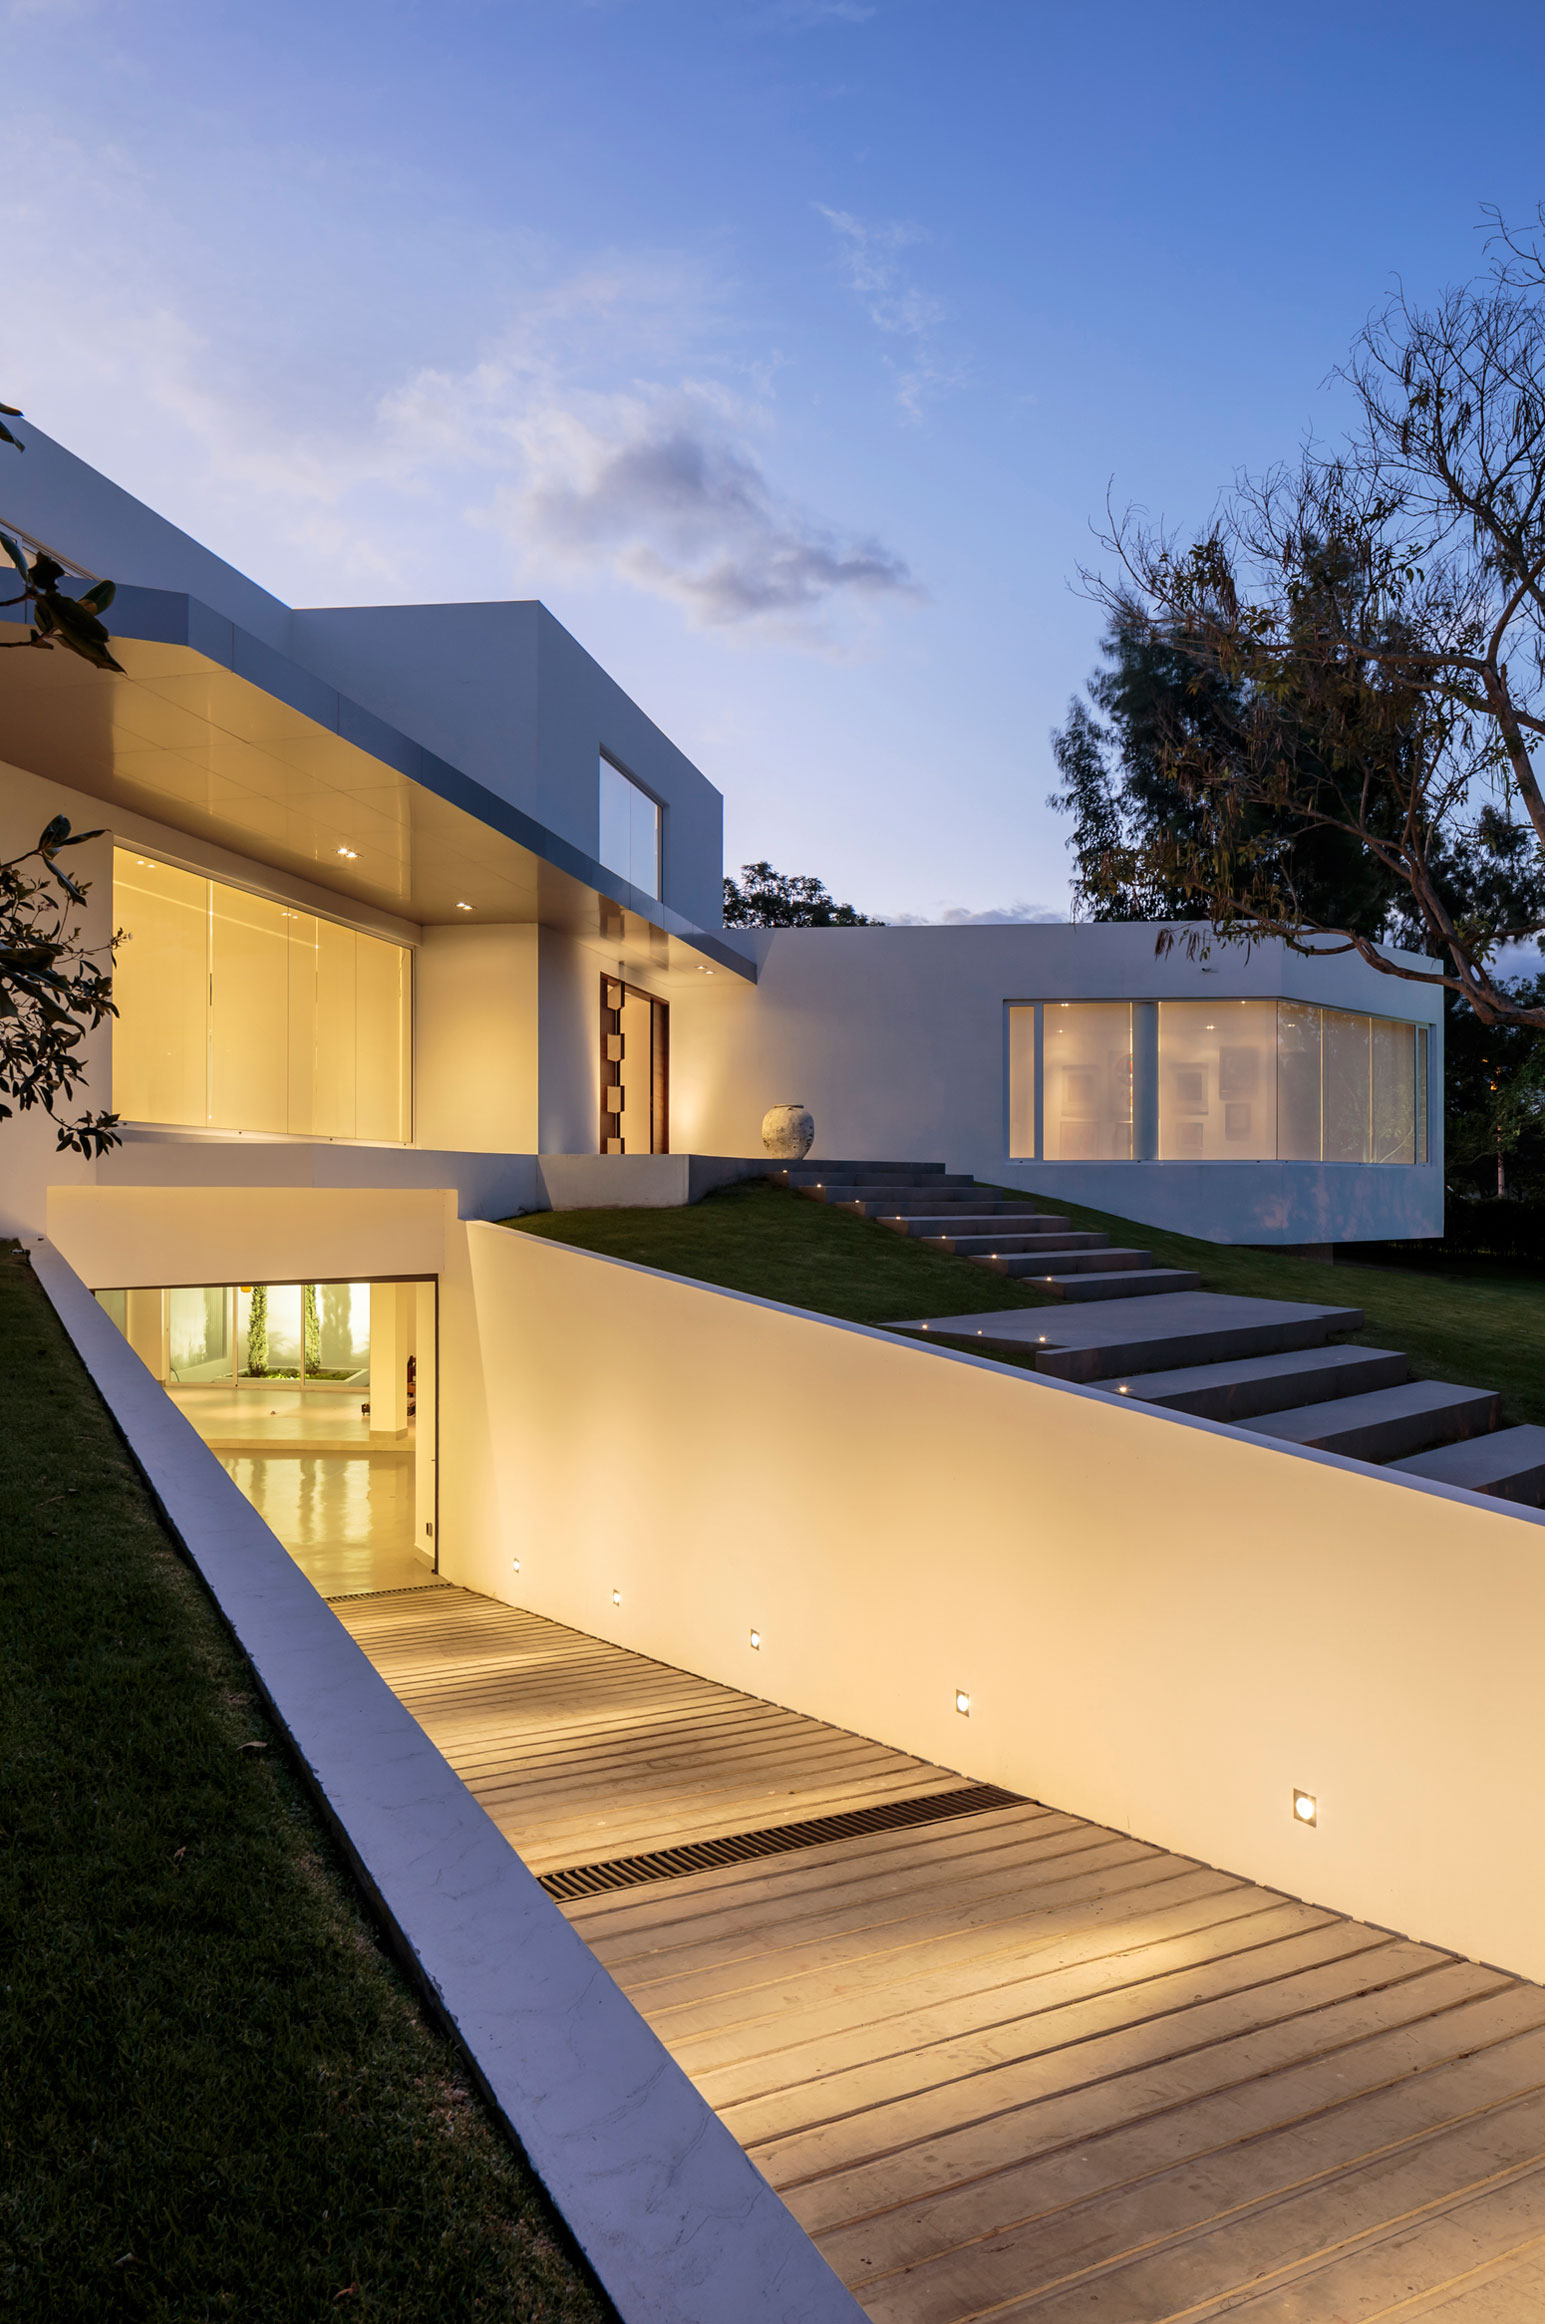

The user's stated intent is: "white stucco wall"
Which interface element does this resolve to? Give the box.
[415,924,539,1154]
[670,922,1445,1244]
[439,1222,1545,1984]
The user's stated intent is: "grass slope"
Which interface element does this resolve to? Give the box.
[505,1176,1050,1325]
[0,1248,612,2324]
[510,1176,1545,1430]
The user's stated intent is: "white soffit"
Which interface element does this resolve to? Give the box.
[0,622,750,986]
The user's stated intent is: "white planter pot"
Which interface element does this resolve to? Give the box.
[762,1103,815,1160]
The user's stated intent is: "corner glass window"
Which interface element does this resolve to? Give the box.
[1042,1002,1132,1161]
[1158,1000,1278,1161]
[598,755,661,901]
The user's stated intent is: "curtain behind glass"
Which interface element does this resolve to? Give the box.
[1042,1002,1132,1160]
[1157,1001,1277,1160]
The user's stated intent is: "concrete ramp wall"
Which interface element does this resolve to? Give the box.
[442,1222,1545,1984]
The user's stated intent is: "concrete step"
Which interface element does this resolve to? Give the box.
[1108,1344,1410,1423]
[880,1211,1067,1236]
[910,1229,1104,1257]
[890,1293,1366,1382]
[775,1161,954,1184]
[1391,1426,1545,1507]
[816,1187,1023,1211]
[1246,1379,1501,1463]
[979,1246,1153,1278]
[1039,1267,1202,1304]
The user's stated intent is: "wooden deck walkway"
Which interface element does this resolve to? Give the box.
[339,1586,1545,2320]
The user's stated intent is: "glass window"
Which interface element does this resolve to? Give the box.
[1158,1001,1278,1161]
[1009,993,1433,1167]
[1007,1005,1036,1158]
[111,855,209,1127]
[1371,1015,1418,1165]
[1276,1001,1323,1161]
[112,850,412,1142]
[597,755,661,900]
[1322,1009,1372,1162]
[1042,1002,1132,1161]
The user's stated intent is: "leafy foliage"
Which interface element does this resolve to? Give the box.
[0,817,120,1157]
[0,401,123,1154]
[1080,212,1545,1030]
[1443,975,1545,1196]
[0,406,122,673]
[722,859,881,927]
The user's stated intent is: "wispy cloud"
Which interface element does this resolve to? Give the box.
[818,206,963,419]
[1,115,920,650]
[385,281,922,644]
[886,901,1064,925]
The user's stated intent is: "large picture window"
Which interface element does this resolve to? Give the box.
[1007,997,1430,1165]
[113,852,412,1141]
[598,755,661,900]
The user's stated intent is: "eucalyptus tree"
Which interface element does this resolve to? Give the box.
[1080,213,1545,1030]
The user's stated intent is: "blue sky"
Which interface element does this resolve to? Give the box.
[7,0,1545,921]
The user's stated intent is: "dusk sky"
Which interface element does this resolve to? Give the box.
[7,0,1545,923]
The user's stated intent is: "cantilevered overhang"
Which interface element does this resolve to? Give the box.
[0,584,755,984]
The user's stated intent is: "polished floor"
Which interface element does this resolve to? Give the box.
[175,1385,434,1598]
[342,1586,1545,2322]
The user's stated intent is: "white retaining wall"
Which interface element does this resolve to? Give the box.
[441,1222,1545,1984]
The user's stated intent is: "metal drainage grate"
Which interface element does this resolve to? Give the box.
[539,1783,1027,1902]
[326,1580,455,1603]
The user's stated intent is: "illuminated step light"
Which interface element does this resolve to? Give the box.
[749,1628,761,1650]
[955,1689,972,1717]
[612,1588,622,1607]
[1293,1787,1318,1827]
[336,845,358,859]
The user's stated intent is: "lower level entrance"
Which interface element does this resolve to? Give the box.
[95,1276,437,1599]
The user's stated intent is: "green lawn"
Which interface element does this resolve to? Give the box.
[508,1176,1545,1430]
[506,1176,1050,1325]
[0,1248,613,2324]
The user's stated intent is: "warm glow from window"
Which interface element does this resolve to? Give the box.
[112,851,412,1142]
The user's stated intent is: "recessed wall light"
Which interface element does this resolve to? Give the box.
[1293,1788,1317,1826]
[336,846,358,860]
[749,1627,761,1650]
[955,1689,972,1716]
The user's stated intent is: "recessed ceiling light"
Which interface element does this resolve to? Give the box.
[456,900,473,911]
[336,846,358,860]
[749,1627,761,1650]
[611,1587,621,1606]
[955,1689,972,1716]
[1293,1787,1317,1826]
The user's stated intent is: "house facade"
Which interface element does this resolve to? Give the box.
[1,422,1443,1256]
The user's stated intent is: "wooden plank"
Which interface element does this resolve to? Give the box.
[342,1586,1545,2324]
[859,2038,1545,2323]
[778,1956,1494,2239]
[810,1983,1545,2290]
[727,1915,1392,2155]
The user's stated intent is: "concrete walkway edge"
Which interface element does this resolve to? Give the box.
[31,1237,866,2324]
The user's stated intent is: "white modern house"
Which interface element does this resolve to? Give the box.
[21,425,1545,2324]
[0,424,1441,1254]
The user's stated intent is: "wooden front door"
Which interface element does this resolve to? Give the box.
[600,977,668,1153]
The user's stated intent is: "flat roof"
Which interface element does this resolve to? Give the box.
[0,583,754,984]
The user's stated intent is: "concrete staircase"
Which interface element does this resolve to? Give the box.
[770,1158,1545,1510]
[769,1159,1201,1304]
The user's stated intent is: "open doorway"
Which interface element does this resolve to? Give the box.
[94,1276,437,1600]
